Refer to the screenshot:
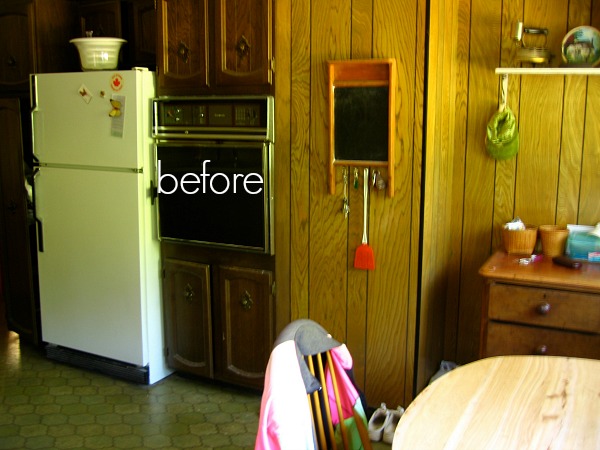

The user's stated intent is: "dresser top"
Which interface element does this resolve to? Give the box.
[479,251,600,293]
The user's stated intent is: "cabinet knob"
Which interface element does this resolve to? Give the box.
[536,302,551,315]
[240,290,253,310]
[6,56,17,67]
[183,283,194,302]
[235,35,251,58]
[534,344,548,355]
[178,41,190,63]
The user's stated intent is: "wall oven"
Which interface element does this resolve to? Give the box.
[152,96,274,254]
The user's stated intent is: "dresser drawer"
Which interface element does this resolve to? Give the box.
[486,322,600,359]
[488,283,600,333]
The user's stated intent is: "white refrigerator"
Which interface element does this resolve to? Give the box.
[31,69,171,384]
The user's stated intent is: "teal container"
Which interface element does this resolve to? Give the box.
[566,232,600,261]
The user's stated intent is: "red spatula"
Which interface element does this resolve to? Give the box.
[354,167,375,270]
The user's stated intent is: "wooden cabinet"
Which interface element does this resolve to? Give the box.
[162,259,213,377]
[0,98,39,344]
[156,0,273,95]
[78,0,122,37]
[0,0,79,93]
[214,265,274,389]
[76,0,156,69]
[156,0,209,94]
[480,251,600,359]
[214,0,273,89]
[161,243,275,389]
[0,1,77,343]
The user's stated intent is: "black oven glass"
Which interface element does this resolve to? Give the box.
[156,141,271,253]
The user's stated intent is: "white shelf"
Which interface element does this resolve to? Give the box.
[496,67,600,76]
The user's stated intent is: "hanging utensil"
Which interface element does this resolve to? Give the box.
[342,167,349,218]
[354,168,375,270]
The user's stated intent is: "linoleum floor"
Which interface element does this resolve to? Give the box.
[0,302,391,450]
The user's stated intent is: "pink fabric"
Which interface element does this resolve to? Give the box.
[326,344,360,425]
[255,340,315,450]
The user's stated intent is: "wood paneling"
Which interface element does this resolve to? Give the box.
[437,0,600,365]
[276,0,425,407]
[275,0,600,406]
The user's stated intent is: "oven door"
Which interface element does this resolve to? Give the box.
[155,140,273,254]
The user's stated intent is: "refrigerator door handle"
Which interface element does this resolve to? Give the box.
[30,74,40,161]
[30,74,38,111]
[32,166,44,252]
[150,179,158,205]
[36,218,44,252]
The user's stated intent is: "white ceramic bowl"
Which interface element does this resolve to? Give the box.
[70,37,126,71]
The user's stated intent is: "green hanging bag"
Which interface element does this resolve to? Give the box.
[485,107,519,160]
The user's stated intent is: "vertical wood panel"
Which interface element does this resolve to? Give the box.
[579,76,600,224]
[492,0,521,248]
[456,0,501,363]
[308,1,351,340]
[289,0,311,320]
[442,0,471,362]
[514,0,567,225]
[346,0,373,390]
[274,0,292,334]
[363,0,417,407]
[407,0,426,397]
[557,0,591,226]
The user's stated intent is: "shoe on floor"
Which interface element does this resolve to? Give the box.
[368,403,388,442]
[383,406,405,444]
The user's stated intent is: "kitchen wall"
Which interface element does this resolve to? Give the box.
[273,0,427,407]
[274,0,600,408]
[440,0,600,366]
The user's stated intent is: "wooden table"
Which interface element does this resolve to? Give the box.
[392,356,600,449]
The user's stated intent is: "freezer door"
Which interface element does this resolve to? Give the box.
[31,71,155,169]
[35,166,153,366]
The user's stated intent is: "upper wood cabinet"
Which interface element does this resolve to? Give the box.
[0,0,79,93]
[157,0,273,95]
[157,0,209,94]
[76,0,156,69]
[214,0,272,89]
[78,0,122,37]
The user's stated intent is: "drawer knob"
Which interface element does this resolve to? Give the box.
[534,344,548,355]
[536,302,551,315]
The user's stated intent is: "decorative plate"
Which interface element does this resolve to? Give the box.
[562,26,600,67]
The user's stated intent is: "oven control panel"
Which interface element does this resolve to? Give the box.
[153,96,273,141]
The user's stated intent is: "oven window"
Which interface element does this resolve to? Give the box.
[156,141,272,253]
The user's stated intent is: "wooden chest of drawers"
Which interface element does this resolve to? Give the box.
[479,251,600,359]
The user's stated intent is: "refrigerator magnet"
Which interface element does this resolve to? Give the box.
[110,73,124,92]
[110,94,126,138]
[78,84,93,104]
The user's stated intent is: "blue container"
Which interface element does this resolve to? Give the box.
[566,232,600,261]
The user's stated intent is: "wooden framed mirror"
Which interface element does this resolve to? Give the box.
[328,59,396,197]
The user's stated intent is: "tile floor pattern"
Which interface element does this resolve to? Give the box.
[0,314,391,449]
[0,331,261,450]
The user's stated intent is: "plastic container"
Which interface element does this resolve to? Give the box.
[70,37,126,71]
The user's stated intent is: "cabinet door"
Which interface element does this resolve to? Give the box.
[215,265,273,389]
[157,0,209,95]
[163,258,213,377]
[128,0,156,67]
[0,98,39,344]
[79,0,122,37]
[0,2,35,92]
[214,0,272,89]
